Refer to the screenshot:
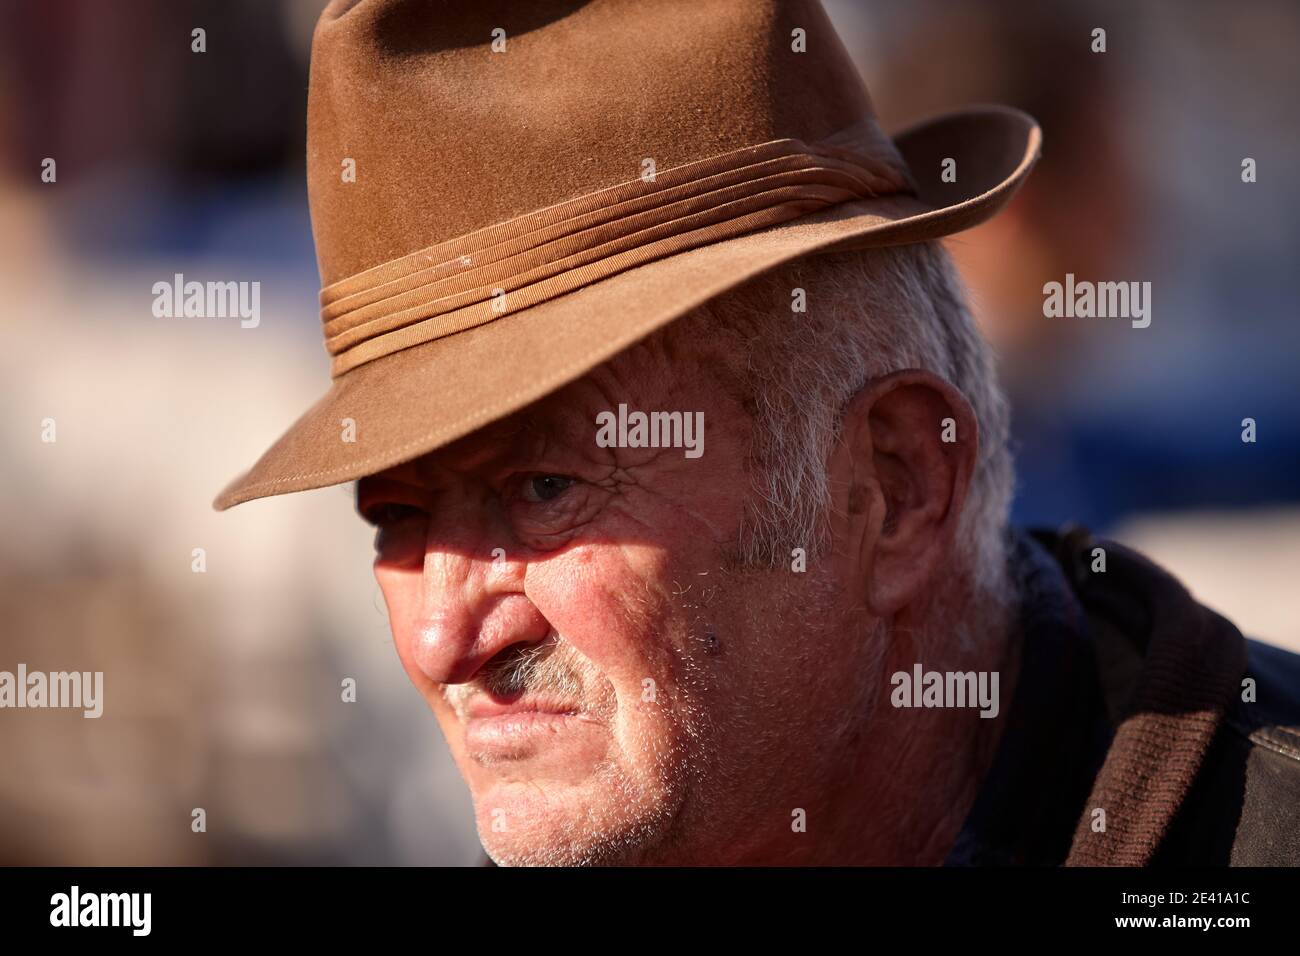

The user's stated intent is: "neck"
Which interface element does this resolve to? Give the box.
[855,603,1022,864]
[760,601,1022,865]
[638,578,1023,867]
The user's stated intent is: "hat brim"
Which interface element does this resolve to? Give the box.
[213,105,1040,510]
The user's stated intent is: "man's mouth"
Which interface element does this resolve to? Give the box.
[462,691,590,761]
[464,692,579,720]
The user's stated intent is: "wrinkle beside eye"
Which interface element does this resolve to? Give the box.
[508,476,606,550]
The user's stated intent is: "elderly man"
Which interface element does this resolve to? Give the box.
[216,0,1300,866]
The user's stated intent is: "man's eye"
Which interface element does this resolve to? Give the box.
[521,475,575,503]
[365,502,426,527]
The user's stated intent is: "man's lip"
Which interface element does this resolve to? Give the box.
[463,693,580,720]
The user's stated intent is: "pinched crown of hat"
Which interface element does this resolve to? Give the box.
[214,0,1039,510]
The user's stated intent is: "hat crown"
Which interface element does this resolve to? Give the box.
[307,0,893,286]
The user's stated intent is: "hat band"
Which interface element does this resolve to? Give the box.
[319,130,912,377]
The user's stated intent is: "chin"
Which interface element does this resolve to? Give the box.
[470,760,687,867]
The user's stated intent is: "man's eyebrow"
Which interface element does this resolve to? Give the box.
[472,409,596,470]
[353,410,590,501]
[428,419,546,475]
[511,407,611,464]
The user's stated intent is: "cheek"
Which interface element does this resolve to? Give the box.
[526,542,686,702]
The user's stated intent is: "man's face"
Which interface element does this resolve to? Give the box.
[358,335,883,865]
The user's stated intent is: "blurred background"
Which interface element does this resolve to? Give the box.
[0,0,1297,865]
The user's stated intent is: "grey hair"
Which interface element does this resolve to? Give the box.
[677,241,1015,637]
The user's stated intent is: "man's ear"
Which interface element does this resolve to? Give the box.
[829,369,979,618]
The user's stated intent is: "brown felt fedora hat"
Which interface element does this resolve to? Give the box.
[214,0,1040,511]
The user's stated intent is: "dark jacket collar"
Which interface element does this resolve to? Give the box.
[945,528,1111,865]
[947,526,1248,866]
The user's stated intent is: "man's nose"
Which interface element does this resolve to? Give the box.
[410,534,549,686]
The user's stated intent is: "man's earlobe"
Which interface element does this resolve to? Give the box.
[835,370,979,618]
